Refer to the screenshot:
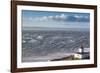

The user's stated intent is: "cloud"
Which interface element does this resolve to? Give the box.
[55,14,66,20]
[23,14,89,22]
[74,15,83,18]
[66,15,89,22]
[74,15,89,19]
[33,14,67,21]
[39,16,48,21]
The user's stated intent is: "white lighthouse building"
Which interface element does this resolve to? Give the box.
[74,40,84,59]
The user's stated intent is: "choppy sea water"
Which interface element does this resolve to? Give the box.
[22,28,90,62]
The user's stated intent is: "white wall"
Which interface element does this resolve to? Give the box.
[0,0,99,73]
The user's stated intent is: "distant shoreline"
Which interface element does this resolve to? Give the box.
[22,27,90,31]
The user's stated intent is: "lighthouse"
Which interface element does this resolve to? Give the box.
[80,40,84,55]
[74,40,84,59]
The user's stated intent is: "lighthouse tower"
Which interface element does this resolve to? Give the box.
[74,40,84,59]
[79,40,84,58]
[81,40,84,53]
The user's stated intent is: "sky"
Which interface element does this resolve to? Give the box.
[22,10,90,29]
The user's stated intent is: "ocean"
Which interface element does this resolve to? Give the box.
[22,28,90,62]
